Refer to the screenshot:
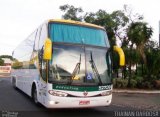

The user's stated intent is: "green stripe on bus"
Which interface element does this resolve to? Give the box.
[53,84,112,92]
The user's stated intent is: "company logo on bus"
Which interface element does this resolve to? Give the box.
[83,91,88,96]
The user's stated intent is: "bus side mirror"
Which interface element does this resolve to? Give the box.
[113,46,125,66]
[43,38,52,60]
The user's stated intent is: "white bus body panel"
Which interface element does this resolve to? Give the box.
[11,69,40,97]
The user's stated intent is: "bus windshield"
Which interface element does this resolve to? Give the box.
[49,44,111,85]
[48,23,111,86]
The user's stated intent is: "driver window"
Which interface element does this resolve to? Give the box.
[38,48,47,81]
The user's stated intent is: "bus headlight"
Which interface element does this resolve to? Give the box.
[49,101,55,105]
[48,90,68,97]
[101,91,112,96]
[49,101,59,105]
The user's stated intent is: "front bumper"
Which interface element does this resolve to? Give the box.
[44,95,112,108]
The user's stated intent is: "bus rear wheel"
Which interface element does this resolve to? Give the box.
[12,77,17,89]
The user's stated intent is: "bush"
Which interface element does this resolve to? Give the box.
[113,76,159,89]
[115,78,122,88]
[112,78,116,88]
[130,79,137,88]
[153,80,160,89]
[113,78,128,88]
[121,79,128,88]
[135,76,144,88]
[142,81,153,89]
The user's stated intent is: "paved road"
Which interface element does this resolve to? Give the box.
[112,92,160,111]
[0,78,159,117]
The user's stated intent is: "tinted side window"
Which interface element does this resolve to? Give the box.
[12,30,36,69]
[38,23,48,81]
[39,23,48,50]
[34,29,40,51]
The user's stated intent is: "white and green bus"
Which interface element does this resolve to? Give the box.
[11,19,125,108]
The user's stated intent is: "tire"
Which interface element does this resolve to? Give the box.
[12,77,17,89]
[32,87,39,104]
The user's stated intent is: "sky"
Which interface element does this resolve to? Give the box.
[0,0,160,55]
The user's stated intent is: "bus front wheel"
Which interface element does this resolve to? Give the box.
[32,86,39,104]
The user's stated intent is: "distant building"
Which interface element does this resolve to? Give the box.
[1,58,11,66]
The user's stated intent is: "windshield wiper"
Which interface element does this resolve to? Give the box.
[89,52,102,85]
[49,65,72,84]
[69,54,81,84]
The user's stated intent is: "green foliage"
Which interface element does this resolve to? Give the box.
[130,79,137,88]
[0,55,13,60]
[0,58,4,65]
[134,76,144,88]
[124,48,140,65]
[113,76,160,89]
[142,81,153,89]
[127,22,153,46]
[114,76,145,89]
[0,55,14,66]
[59,4,83,21]
[113,78,128,88]
[145,47,160,79]
[127,22,153,64]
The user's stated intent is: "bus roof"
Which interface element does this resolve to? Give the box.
[48,19,105,30]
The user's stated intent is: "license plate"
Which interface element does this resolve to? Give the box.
[79,100,90,105]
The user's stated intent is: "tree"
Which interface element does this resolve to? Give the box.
[127,22,153,87]
[0,55,13,60]
[59,4,84,21]
[145,41,160,80]
[123,5,144,23]
[127,22,153,64]
[0,55,14,66]
[0,58,4,66]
